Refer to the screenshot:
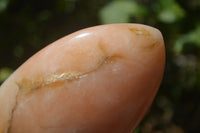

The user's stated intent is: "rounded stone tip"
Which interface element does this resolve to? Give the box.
[0,23,165,133]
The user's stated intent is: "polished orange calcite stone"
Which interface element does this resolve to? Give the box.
[0,24,165,133]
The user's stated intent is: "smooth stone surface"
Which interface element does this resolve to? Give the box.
[0,23,165,133]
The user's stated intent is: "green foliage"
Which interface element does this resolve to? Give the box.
[156,0,185,23]
[134,126,141,133]
[0,0,9,13]
[174,24,200,53]
[99,0,147,24]
[56,0,77,13]
[0,67,13,83]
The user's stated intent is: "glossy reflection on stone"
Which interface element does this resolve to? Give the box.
[0,23,165,133]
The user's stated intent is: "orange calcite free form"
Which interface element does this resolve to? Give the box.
[0,24,165,133]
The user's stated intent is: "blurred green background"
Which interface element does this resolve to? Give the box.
[0,0,200,132]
